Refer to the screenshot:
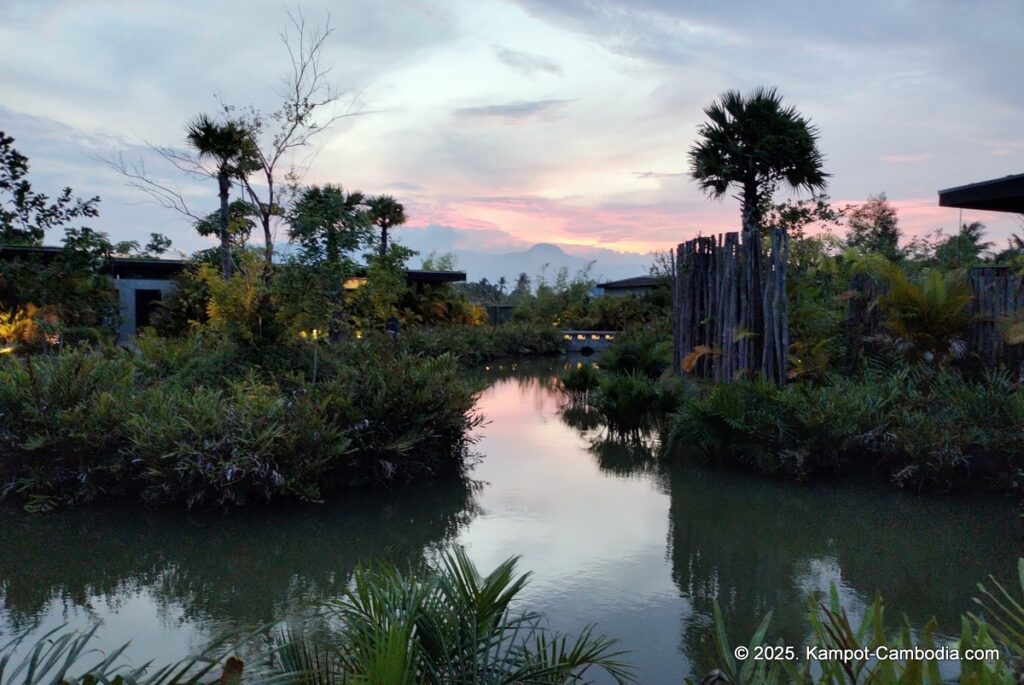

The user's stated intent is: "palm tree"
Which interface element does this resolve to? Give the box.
[688,86,828,237]
[185,114,255,279]
[287,185,370,264]
[365,195,406,258]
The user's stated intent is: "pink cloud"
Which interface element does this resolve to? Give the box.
[401,193,741,253]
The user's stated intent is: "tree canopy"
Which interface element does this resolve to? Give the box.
[0,132,100,246]
[689,87,828,235]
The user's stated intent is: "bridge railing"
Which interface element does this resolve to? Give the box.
[560,330,617,343]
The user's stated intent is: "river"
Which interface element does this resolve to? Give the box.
[0,359,1020,682]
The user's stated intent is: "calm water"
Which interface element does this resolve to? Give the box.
[1,360,1021,682]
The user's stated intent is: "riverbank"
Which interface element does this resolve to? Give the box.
[1,362,1019,682]
[567,331,1024,495]
[0,335,483,510]
[0,322,571,510]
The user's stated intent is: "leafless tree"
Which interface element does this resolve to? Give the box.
[109,10,360,275]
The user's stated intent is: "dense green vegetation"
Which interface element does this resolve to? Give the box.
[0,339,479,510]
[562,88,1024,497]
[665,364,1023,491]
[0,126,567,511]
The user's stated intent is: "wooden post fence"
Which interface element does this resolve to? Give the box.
[673,228,789,385]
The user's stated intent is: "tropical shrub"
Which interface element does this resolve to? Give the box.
[664,364,1024,490]
[595,372,660,435]
[560,363,600,398]
[0,340,480,510]
[598,330,671,379]
[304,549,634,684]
[0,351,136,509]
[879,267,974,362]
[397,323,563,364]
[691,573,1018,685]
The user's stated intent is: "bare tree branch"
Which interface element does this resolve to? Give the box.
[106,10,366,271]
[104,152,204,222]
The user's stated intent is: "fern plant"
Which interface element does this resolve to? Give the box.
[879,267,974,362]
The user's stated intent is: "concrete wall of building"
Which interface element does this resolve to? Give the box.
[112,277,177,343]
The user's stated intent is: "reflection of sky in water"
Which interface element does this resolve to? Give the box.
[1,361,1020,684]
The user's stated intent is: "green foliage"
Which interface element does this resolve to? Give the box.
[689,86,828,234]
[0,131,100,246]
[0,339,480,509]
[664,364,1024,490]
[397,322,563,364]
[195,199,258,246]
[305,548,635,684]
[347,245,416,328]
[127,375,352,507]
[0,351,136,509]
[845,193,901,260]
[144,232,173,256]
[595,372,660,435]
[287,185,373,265]
[199,251,282,345]
[152,264,212,336]
[560,363,600,398]
[0,229,121,350]
[880,267,974,362]
[0,551,633,685]
[933,222,992,269]
[185,113,259,278]
[691,573,1017,685]
[598,330,671,379]
[366,194,406,257]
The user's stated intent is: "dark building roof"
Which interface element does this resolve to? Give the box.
[0,246,467,284]
[938,173,1024,213]
[597,276,660,289]
[0,245,188,279]
[405,269,466,284]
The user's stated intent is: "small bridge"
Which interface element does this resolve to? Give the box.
[561,330,618,355]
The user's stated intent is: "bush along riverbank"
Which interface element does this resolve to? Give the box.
[564,332,1024,495]
[393,322,564,364]
[0,336,481,511]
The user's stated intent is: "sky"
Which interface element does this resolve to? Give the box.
[1,0,1022,263]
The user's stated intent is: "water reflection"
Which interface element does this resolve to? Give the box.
[0,360,1019,683]
[0,478,473,652]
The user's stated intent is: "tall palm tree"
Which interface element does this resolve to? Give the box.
[366,195,406,258]
[688,86,828,237]
[185,114,255,279]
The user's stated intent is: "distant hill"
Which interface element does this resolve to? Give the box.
[417,242,651,285]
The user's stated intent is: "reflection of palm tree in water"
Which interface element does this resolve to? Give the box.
[567,403,1019,680]
[663,466,1019,677]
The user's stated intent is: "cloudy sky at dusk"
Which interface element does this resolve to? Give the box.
[1,0,1022,263]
